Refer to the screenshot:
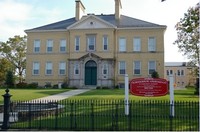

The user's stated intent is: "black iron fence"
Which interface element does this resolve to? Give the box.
[3,100,199,131]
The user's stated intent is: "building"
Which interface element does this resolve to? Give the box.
[25,0,166,88]
[164,62,197,88]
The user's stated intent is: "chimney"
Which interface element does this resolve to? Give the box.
[75,0,85,21]
[115,0,122,20]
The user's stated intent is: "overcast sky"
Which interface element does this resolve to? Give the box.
[0,0,199,62]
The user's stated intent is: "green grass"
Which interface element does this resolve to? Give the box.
[68,88,199,101]
[9,88,199,131]
[0,88,70,104]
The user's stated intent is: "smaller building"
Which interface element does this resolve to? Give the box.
[164,62,197,88]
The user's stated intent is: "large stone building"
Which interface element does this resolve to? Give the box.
[25,0,166,88]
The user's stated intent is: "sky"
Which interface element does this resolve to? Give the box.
[0,0,199,62]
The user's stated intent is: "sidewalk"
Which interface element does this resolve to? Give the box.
[32,89,91,101]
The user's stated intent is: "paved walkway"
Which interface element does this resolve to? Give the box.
[32,89,91,101]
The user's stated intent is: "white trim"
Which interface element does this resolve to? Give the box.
[67,15,117,29]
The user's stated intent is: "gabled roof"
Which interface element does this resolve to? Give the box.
[25,14,166,32]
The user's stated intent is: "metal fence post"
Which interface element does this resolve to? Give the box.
[70,102,73,130]
[1,88,12,130]
[115,103,118,130]
[91,102,94,130]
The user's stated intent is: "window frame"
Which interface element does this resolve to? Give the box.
[119,61,126,75]
[33,40,40,53]
[74,63,80,75]
[103,35,108,51]
[59,62,66,75]
[32,62,40,75]
[119,37,126,52]
[45,62,53,75]
[46,39,53,53]
[133,61,141,75]
[102,63,108,75]
[60,39,66,53]
[133,37,141,52]
[148,61,156,75]
[148,37,156,52]
[87,35,96,51]
[75,36,80,51]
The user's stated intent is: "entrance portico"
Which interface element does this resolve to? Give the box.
[68,53,115,88]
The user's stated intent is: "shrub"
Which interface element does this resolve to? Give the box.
[44,84,52,88]
[5,71,15,88]
[28,83,38,88]
[16,82,28,88]
[53,84,58,89]
[102,87,109,89]
[61,82,68,89]
[151,71,159,78]
[96,86,101,89]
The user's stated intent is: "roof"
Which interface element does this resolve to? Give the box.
[25,14,166,32]
[165,62,196,67]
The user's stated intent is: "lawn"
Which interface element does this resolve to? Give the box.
[68,88,199,101]
[8,87,199,131]
[0,88,70,104]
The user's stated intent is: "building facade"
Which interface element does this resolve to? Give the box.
[25,0,166,88]
[164,62,197,88]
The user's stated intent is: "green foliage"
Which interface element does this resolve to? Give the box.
[0,35,27,83]
[151,71,159,78]
[0,58,13,85]
[174,3,199,66]
[5,71,15,87]
[16,82,28,88]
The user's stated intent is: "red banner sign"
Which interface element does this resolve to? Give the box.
[130,78,168,97]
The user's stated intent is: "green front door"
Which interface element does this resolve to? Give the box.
[85,60,97,85]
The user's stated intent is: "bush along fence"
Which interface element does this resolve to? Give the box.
[2,99,199,131]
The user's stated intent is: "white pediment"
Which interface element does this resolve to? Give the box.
[67,15,116,29]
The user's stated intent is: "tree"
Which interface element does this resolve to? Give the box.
[0,35,27,83]
[174,3,199,68]
[5,71,15,88]
[0,58,13,85]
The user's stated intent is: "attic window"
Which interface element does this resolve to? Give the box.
[90,21,94,25]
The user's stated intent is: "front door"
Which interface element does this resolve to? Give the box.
[85,60,97,85]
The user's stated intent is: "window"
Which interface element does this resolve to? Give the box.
[148,61,156,75]
[34,40,40,53]
[46,62,53,75]
[33,62,40,75]
[177,70,181,76]
[170,70,173,75]
[148,37,156,52]
[87,35,96,51]
[103,35,108,51]
[60,39,66,52]
[181,70,184,76]
[74,63,79,75]
[75,36,80,51]
[133,37,141,51]
[166,70,169,75]
[59,62,66,75]
[102,64,108,75]
[46,39,53,53]
[119,38,126,52]
[133,61,141,75]
[119,61,126,75]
